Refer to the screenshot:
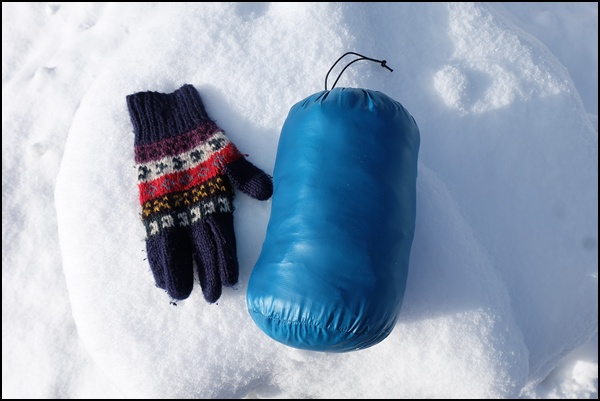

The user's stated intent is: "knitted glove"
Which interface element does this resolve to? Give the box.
[127,84,273,303]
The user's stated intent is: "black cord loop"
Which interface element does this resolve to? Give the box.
[325,52,393,90]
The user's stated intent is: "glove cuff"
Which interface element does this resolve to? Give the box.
[127,84,214,145]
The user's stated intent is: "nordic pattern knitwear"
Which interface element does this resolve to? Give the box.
[127,84,273,302]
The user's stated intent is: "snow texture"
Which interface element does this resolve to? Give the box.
[3,2,597,398]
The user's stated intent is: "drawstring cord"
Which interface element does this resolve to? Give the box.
[325,52,393,90]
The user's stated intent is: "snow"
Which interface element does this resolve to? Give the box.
[2,2,597,398]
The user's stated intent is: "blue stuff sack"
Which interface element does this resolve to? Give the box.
[246,76,420,352]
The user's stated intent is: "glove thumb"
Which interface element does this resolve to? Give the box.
[224,158,273,201]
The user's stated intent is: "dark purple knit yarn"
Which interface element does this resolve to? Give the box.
[127,84,272,303]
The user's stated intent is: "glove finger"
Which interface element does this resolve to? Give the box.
[205,213,239,287]
[224,158,273,201]
[191,221,222,303]
[146,228,194,300]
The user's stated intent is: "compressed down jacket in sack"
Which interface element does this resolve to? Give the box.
[247,87,420,352]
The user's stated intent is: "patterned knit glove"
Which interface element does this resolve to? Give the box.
[127,84,273,303]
